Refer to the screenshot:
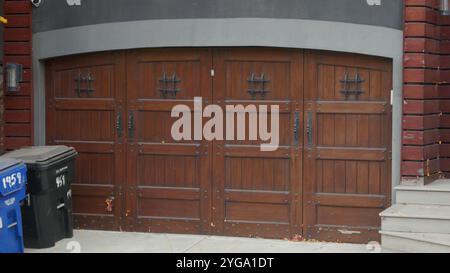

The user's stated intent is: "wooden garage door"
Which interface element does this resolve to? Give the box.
[46,52,126,230]
[46,48,392,243]
[303,51,392,243]
[124,49,213,233]
[212,48,303,239]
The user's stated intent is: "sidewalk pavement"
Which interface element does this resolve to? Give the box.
[25,230,377,253]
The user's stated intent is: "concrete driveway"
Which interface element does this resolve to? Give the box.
[25,230,377,253]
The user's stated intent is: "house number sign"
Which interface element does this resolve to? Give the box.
[67,0,81,6]
[366,0,381,6]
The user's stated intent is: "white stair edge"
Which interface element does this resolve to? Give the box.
[381,235,449,253]
[396,179,450,192]
[382,217,450,234]
[396,186,450,193]
[381,231,450,253]
[380,204,450,220]
[380,231,450,247]
[396,190,450,206]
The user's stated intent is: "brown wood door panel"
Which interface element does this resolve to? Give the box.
[45,48,393,243]
[303,50,392,243]
[125,48,213,234]
[46,52,126,230]
[212,48,303,239]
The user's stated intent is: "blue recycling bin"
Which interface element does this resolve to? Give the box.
[0,158,27,253]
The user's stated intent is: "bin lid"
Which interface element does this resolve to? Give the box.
[0,158,22,172]
[3,146,77,166]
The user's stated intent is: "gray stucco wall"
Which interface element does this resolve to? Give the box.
[33,0,403,33]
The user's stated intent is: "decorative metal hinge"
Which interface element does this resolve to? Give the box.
[340,71,364,99]
[247,73,270,99]
[159,72,181,99]
[74,72,95,97]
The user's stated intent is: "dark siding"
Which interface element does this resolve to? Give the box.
[32,0,403,33]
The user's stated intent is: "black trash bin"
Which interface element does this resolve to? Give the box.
[2,146,77,249]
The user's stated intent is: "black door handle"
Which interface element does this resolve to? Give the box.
[294,111,300,145]
[116,110,123,140]
[128,111,135,140]
[306,111,313,147]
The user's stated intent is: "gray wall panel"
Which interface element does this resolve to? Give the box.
[33,0,403,33]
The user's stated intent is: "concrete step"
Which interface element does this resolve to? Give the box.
[381,231,450,253]
[380,204,450,234]
[396,179,450,206]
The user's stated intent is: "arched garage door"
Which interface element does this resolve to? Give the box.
[45,48,392,243]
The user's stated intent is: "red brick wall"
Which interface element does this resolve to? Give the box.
[2,0,33,151]
[2,0,450,185]
[402,0,450,184]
